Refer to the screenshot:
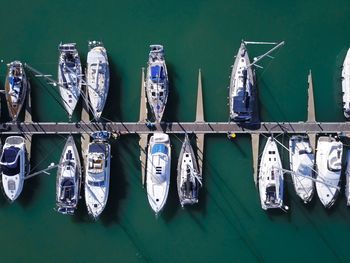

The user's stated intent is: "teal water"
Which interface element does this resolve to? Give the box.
[1,0,350,262]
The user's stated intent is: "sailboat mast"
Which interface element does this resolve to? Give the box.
[247,41,285,68]
[24,63,59,86]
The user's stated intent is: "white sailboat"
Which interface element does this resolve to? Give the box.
[58,43,82,118]
[229,41,255,122]
[56,136,82,215]
[84,131,111,219]
[315,136,342,208]
[146,132,171,214]
[177,134,202,207]
[0,136,27,202]
[86,41,110,120]
[145,45,169,123]
[342,48,350,118]
[258,137,287,210]
[289,135,315,203]
[228,41,284,122]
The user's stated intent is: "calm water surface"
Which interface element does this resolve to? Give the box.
[0,0,350,262]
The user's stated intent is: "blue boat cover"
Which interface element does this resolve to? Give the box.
[151,143,168,155]
[151,66,164,81]
[1,146,20,168]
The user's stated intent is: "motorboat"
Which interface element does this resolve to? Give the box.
[258,137,287,210]
[146,132,171,214]
[58,43,82,118]
[56,136,81,215]
[289,135,315,203]
[316,136,342,208]
[345,150,350,206]
[86,41,110,121]
[342,48,350,118]
[229,41,255,122]
[84,131,111,219]
[177,134,202,207]
[0,136,27,202]
[145,45,169,123]
[4,61,28,121]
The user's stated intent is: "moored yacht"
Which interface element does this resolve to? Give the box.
[84,131,111,219]
[342,48,350,118]
[4,61,28,121]
[146,132,171,214]
[0,136,27,202]
[316,136,342,208]
[56,136,81,215]
[229,41,255,122]
[58,43,82,118]
[177,134,202,207]
[289,135,315,203]
[145,45,169,123]
[258,137,287,210]
[86,41,110,121]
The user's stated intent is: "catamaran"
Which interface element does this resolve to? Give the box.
[146,132,171,214]
[289,135,315,203]
[229,41,284,122]
[4,61,28,121]
[0,136,27,202]
[177,134,202,207]
[58,43,82,118]
[258,136,287,210]
[84,131,111,219]
[316,136,342,208]
[56,136,82,215]
[86,41,110,120]
[145,45,169,123]
[342,48,350,118]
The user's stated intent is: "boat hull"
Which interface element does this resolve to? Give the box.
[84,140,110,219]
[177,135,201,206]
[58,43,82,118]
[0,136,26,202]
[315,136,342,208]
[145,45,169,123]
[345,150,350,206]
[289,135,315,203]
[229,42,256,122]
[4,61,28,121]
[146,133,171,214]
[342,48,350,118]
[86,42,110,120]
[56,136,81,215]
[258,137,285,210]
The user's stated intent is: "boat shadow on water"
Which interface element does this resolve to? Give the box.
[161,140,180,222]
[162,62,179,122]
[101,60,123,121]
[18,135,42,208]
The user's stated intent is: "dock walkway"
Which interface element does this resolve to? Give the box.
[3,121,349,135]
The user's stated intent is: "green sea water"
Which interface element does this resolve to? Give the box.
[1,0,350,262]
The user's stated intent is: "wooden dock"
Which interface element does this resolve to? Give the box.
[251,134,259,187]
[81,85,90,167]
[2,121,348,135]
[138,68,148,187]
[195,69,205,175]
[307,70,317,150]
[24,82,32,161]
